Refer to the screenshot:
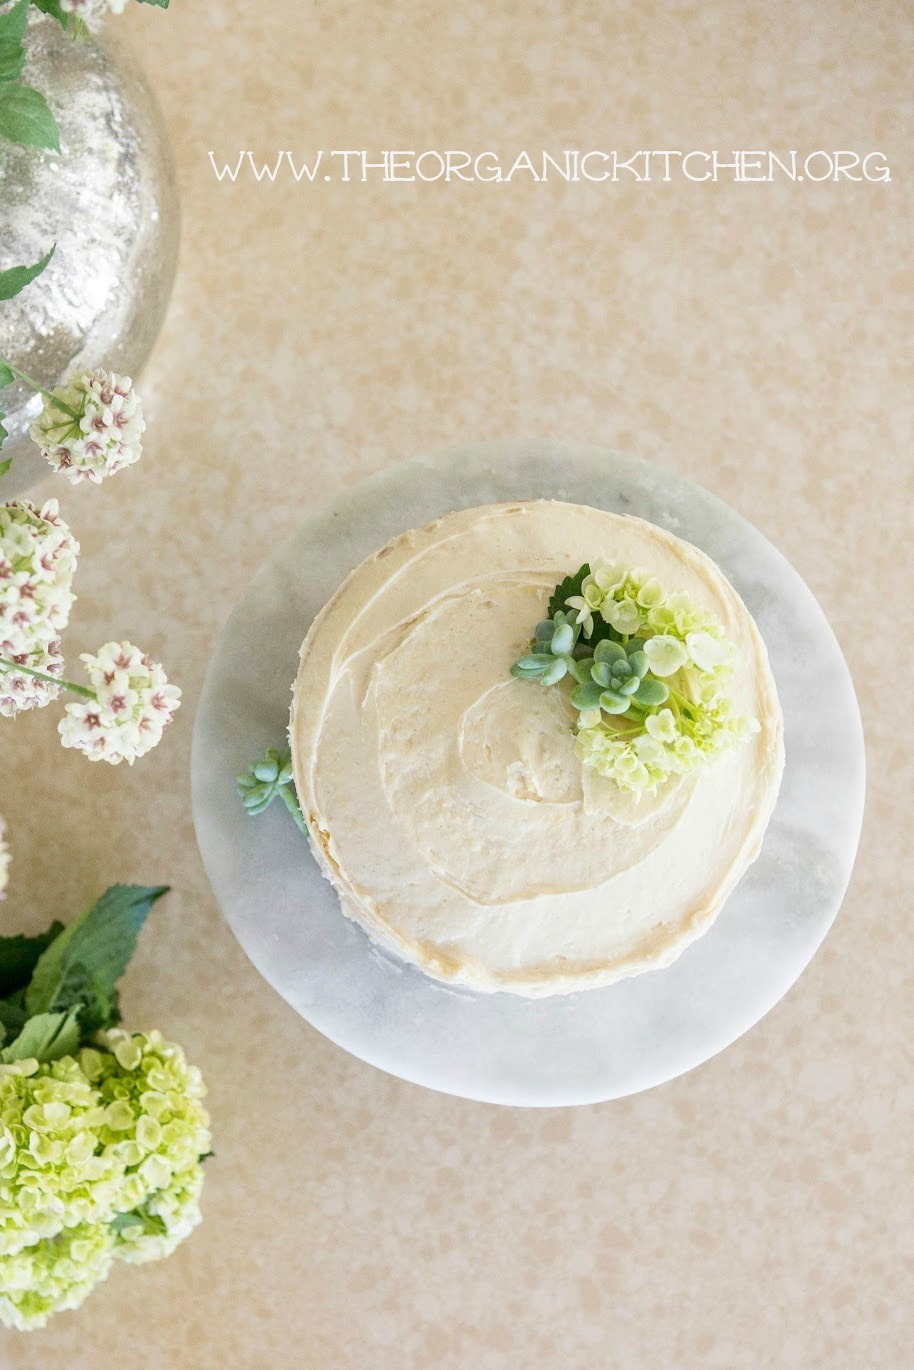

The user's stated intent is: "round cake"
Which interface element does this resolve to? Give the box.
[290,500,784,997]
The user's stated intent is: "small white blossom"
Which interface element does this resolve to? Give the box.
[0,500,78,716]
[645,708,678,744]
[0,643,65,718]
[643,633,689,677]
[30,369,144,485]
[60,0,129,19]
[564,595,594,638]
[686,630,729,671]
[591,562,626,594]
[603,596,641,635]
[632,733,669,769]
[635,578,666,609]
[58,642,181,765]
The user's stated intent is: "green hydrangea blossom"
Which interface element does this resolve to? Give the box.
[0,1031,210,1331]
[512,561,759,795]
[0,1056,126,1258]
[113,1163,204,1265]
[0,1221,115,1332]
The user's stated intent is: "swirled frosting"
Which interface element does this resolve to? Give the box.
[290,501,784,996]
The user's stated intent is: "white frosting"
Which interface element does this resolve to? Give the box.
[290,501,784,997]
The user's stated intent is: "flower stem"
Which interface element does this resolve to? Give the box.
[0,360,81,421]
[280,783,308,836]
[0,656,94,699]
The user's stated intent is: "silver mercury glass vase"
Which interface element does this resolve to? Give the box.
[0,12,179,497]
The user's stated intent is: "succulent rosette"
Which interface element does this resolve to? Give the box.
[0,499,78,718]
[0,887,210,1331]
[512,561,759,795]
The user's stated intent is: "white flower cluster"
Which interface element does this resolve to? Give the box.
[58,641,181,765]
[59,0,130,21]
[30,369,144,485]
[0,500,78,718]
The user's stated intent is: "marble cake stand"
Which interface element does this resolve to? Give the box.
[191,442,865,1106]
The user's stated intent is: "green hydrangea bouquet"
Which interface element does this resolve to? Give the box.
[0,882,210,1330]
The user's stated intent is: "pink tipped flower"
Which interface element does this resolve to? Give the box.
[58,642,181,765]
[0,500,78,715]
[30,369,145,485]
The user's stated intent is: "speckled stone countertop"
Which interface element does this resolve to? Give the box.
[1,2,911,1366]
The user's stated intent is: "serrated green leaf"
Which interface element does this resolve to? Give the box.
[0,82,60,151]
[0,0,29,45]
[547,563,590,620]
[0,456,10,478]
[0,922,65,998]
[0,243,55,302]
[25,885,169,1018]
[0,1007,81,1064]
[0,360,13,387]
[136,0,170,7]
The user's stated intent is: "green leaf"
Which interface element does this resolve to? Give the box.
[0,360,13,387]
[0,456,10,478]
[0,244,55,301]
[633,678,669,706]
[599,690,632,715]
[0,1007,81,1064]
[29,0,71,26]
[49,960,122,1033]
[0,40,26,83]
[0,998,27,1036]
[593,639,626,665]
[0,82,60,151]
[110,1209,168,1238]
[570,680,603,710]
[0,922,65,998]
[548,563,590,620]
[25,885,169,1018]
[136,0,170,7]
[0,0,29,45]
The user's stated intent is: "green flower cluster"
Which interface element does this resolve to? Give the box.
[511,561,759,795]
[0,1030,210,1331]
[0,1222,114,1333]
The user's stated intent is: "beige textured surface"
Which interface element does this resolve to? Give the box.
[1,1,912,1365]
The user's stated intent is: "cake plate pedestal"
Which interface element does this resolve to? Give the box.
[191,442,865,1107]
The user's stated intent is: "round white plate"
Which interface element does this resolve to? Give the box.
[191,442,865,1106]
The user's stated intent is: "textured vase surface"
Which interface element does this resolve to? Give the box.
[0,13,179,497]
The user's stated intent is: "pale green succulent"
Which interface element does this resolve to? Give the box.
[510,610,583,686]
[511,563,758,796]
[237,745,307,834]
[569,639,669,715]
